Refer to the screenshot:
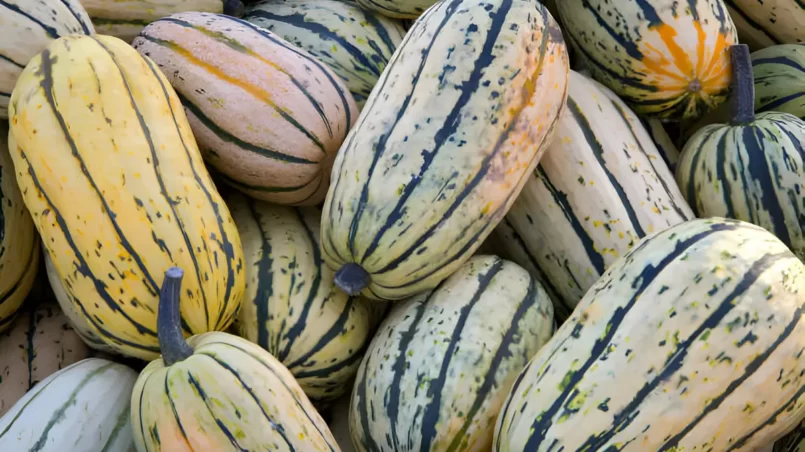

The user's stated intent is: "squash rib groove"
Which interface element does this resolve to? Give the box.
[57,0,92,34]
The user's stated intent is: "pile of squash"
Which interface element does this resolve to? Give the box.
[1,0,805,450]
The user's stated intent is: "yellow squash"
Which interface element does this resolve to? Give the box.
[8,34,245,360]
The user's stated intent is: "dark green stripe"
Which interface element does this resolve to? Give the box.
[164,368,192,447]
[245,198,274,352]
[0,53,24,69]
[58,0,93,35]
[0,0,60,38]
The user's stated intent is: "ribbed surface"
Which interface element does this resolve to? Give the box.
[676,111,805,260]
[0,0,94,117]
[724,0,805,50]
[497,70,693,313]
[133,12,358,205]
[321,0,569,301]
[350,255,555,451]
[753,44,805,119]
[556,0,738,120]
[245,0,406,108]
[0,358,137,451]
[495,218,805,451]
[131,332,339,451]
[8,34,245,360]
[228,192,386,402]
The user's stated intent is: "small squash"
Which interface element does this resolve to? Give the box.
[131,267,339,451]
[676,44,805,259]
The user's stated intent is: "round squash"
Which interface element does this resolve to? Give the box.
[355,0,437,19]
[725,0,804,50]
[0,357,137,451]
[0,123,40,333]
[676,44,805,260]
[131,267,339,451]
[0,0,94,118]
[132,12,358,206]
[228,192,387,402]
[8,34,246,360]
[556,0,738,120]
[244,0,407,109]
[0,301,92,417]
[350,255,555,451]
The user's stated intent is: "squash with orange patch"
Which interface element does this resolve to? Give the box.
[556,0,738,120]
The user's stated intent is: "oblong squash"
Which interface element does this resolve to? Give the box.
[556,0,738,120]
[0,0,94,118]
[0,123,40,332]
[0,301,92,417]
[494,70,693,313]
[753,44,805,119]
[676,45,805,260]
[244,0,407,108]
[351,255,555,451]
[355,0,438,19]
[321,0,569,301]
[725,0,804,50]
[8,34,246,360]
[80,0,243,43]
[494,218,805,451]
[132,12,358,206]
[228,192,386,402]
[0,357,137,451]
[131,267,339,451]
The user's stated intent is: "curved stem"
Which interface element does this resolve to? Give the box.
[334,263,371,296]
[158,267,194,366]
[224,0,245,17]
[729,44,755,125]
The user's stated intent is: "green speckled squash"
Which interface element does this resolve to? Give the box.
[244,0,406,109]
[227,192,386,402]
[494,217,805,451]
[321,0,569,301]
[753,44,805,119]
[350,255,555,451]
[676,45,805,260]
[725,0,805,50]
[639,117,682,173]
[556,0,738,120]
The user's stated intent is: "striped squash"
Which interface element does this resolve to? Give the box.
[494,70,693,314]
[321,0,569,301]
[640,118,682,173]
[556,0,738,120]
[774,421,805,451]
[351,255,554,451]
[0,357,137,451]
[132,267,338,451]
[227,192,386,402]
[133,12,358,206]
[79,0,244,43]
[754,44,805,119]
[7,34,246,360]
[494,217,805,451]
[0,0,94,119]
[0,301,92,417]
[244,0,407,109]
[355,0,437,19]
[676,45,805,260]
[0,123,40,333]
[725,0,804,50]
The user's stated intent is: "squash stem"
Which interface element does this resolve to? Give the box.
[334,263,370,296]
[224,0,245,17]
[729,44,755,126]
[158,267,194,366]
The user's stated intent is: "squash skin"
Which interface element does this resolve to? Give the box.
[355,0,437,19]
[556,0,738,120]
[8,34,246,360]
[753,44,805,119]
[321,0,569,301]
[132,12,358,206]
[0,357,138,451]
[130,332,339,451]
[0,0,94,119]
[350,255,554,451]
[495,70,693,314]
[0,301,92,417]
[725,0,805,50]
[774,420,805,451]
[494,218,805,451]
[227,193,386,402]
[244,0,406,109]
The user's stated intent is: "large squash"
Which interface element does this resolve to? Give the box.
[0,0,94,118]
[753,44,805,119]
[7,34,246,360]
[351,255,555,451]
[725,0,804,50]
[131,267,339,451]
[321,0,569,301]
[494,218,805,451]
[133,12,358,206]
[556,0,738,120]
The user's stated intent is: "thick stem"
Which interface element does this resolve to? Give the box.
[223,0,245,17]
[158,267,194,366]
[334,263,371,296]
[729,44,755,125]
